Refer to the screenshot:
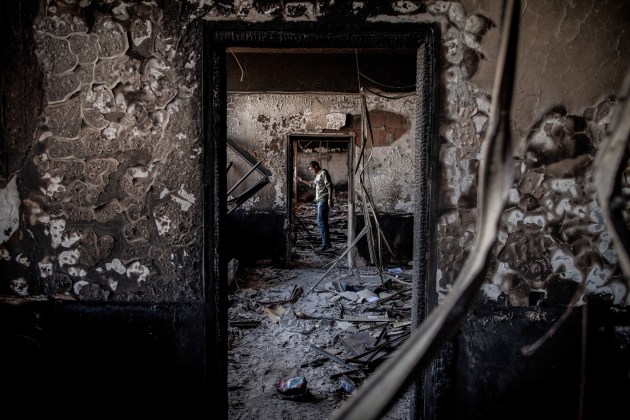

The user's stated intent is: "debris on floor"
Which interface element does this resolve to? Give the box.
[228,261,414,420]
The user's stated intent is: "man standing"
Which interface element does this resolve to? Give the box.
[297,160,334,251]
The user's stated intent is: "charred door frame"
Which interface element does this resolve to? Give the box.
[202,25,440,419]
[287,133,356,266]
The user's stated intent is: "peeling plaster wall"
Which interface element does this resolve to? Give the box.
[0,0,204,302]
[0,0,629,416]
[436,0,630,308]
[0,0,628,308]
[227,93,416,213]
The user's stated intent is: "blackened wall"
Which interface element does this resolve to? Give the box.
[0,1,629,419]
[0,300,208,415]
[452,302,630,420]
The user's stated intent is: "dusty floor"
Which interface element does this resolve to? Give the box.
[227,204,415,419]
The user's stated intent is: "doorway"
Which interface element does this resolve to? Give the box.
[287,134,356,267]
[203,26,440,419]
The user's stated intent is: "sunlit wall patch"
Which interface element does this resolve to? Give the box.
[0,176,20,245]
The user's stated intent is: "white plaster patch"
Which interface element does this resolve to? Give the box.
[10,278,29,296]
[41,173,65,197]
[392,1,420,13]
[0,248,10,261]
[160,187,170,199]
[595,231,618,265]
[352,2,365,13]
[16,253,30,267]
[67,267,87,278]
[39,262,54,278]
[325,112,346,130]
[155,215,172,235]
[73,280,89,295]
[462,31,481,50]
[549,178,577,196]
[447,1,466,27]
[529,129,556,153]
[435,269,449,296]
[144,57,170,79]
[129,166,150,178]
[0,176,20,245]
[475,95,492,115]
[127,261,149,284]
[440,211,459,226]
[497,229,508,245]
[86,86,112,113]
[49,218,66,249]
[428,1,450,15]
[39,131,52,142]
[495,261,514,281]
[585,265,612,289]
[240,194,261,211]
[551,249,582,282]
[554,198,572,217]
[459,169,476,201]
[608,281,628,305]
[505,208,524,233]
[171,185,196,211]
[444,38,463,65]
[106,258,127,274]
[508,188,521,205]
[589,205,605,225]
[283,1,317,20]
[131,19,152,46]
[103,125,118,140]
[61,231,82,248]
[176,133,187,140]
[465,14,486,34]
[522,214,546,230]
[274,182,284,209]
[481,283,502,301]
[472,113,487,133]
[59,249,80,267]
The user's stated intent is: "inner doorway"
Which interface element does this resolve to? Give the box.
[287,134,356,267]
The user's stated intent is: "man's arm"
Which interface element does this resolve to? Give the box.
[296,175,313,188]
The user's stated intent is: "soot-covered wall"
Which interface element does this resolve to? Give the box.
[2,0,626,312]
[1,0,629,418]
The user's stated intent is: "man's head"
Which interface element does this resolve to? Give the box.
[308,161,320,173]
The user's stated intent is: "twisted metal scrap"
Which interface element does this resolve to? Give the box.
[593,72,630,287]
[330,0,519,418]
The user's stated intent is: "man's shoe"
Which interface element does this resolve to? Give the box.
[320,244,330,251]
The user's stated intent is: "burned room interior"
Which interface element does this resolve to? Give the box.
[0,1,629,419]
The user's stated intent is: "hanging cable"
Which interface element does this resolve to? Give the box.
[358,71,416,90]
[363,86,416,100]
[228,48,244,82]
[355,48,363,91]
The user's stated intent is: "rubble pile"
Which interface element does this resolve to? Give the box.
[228,263,414,419]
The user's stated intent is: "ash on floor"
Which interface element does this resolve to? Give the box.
[228,259,415,419]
